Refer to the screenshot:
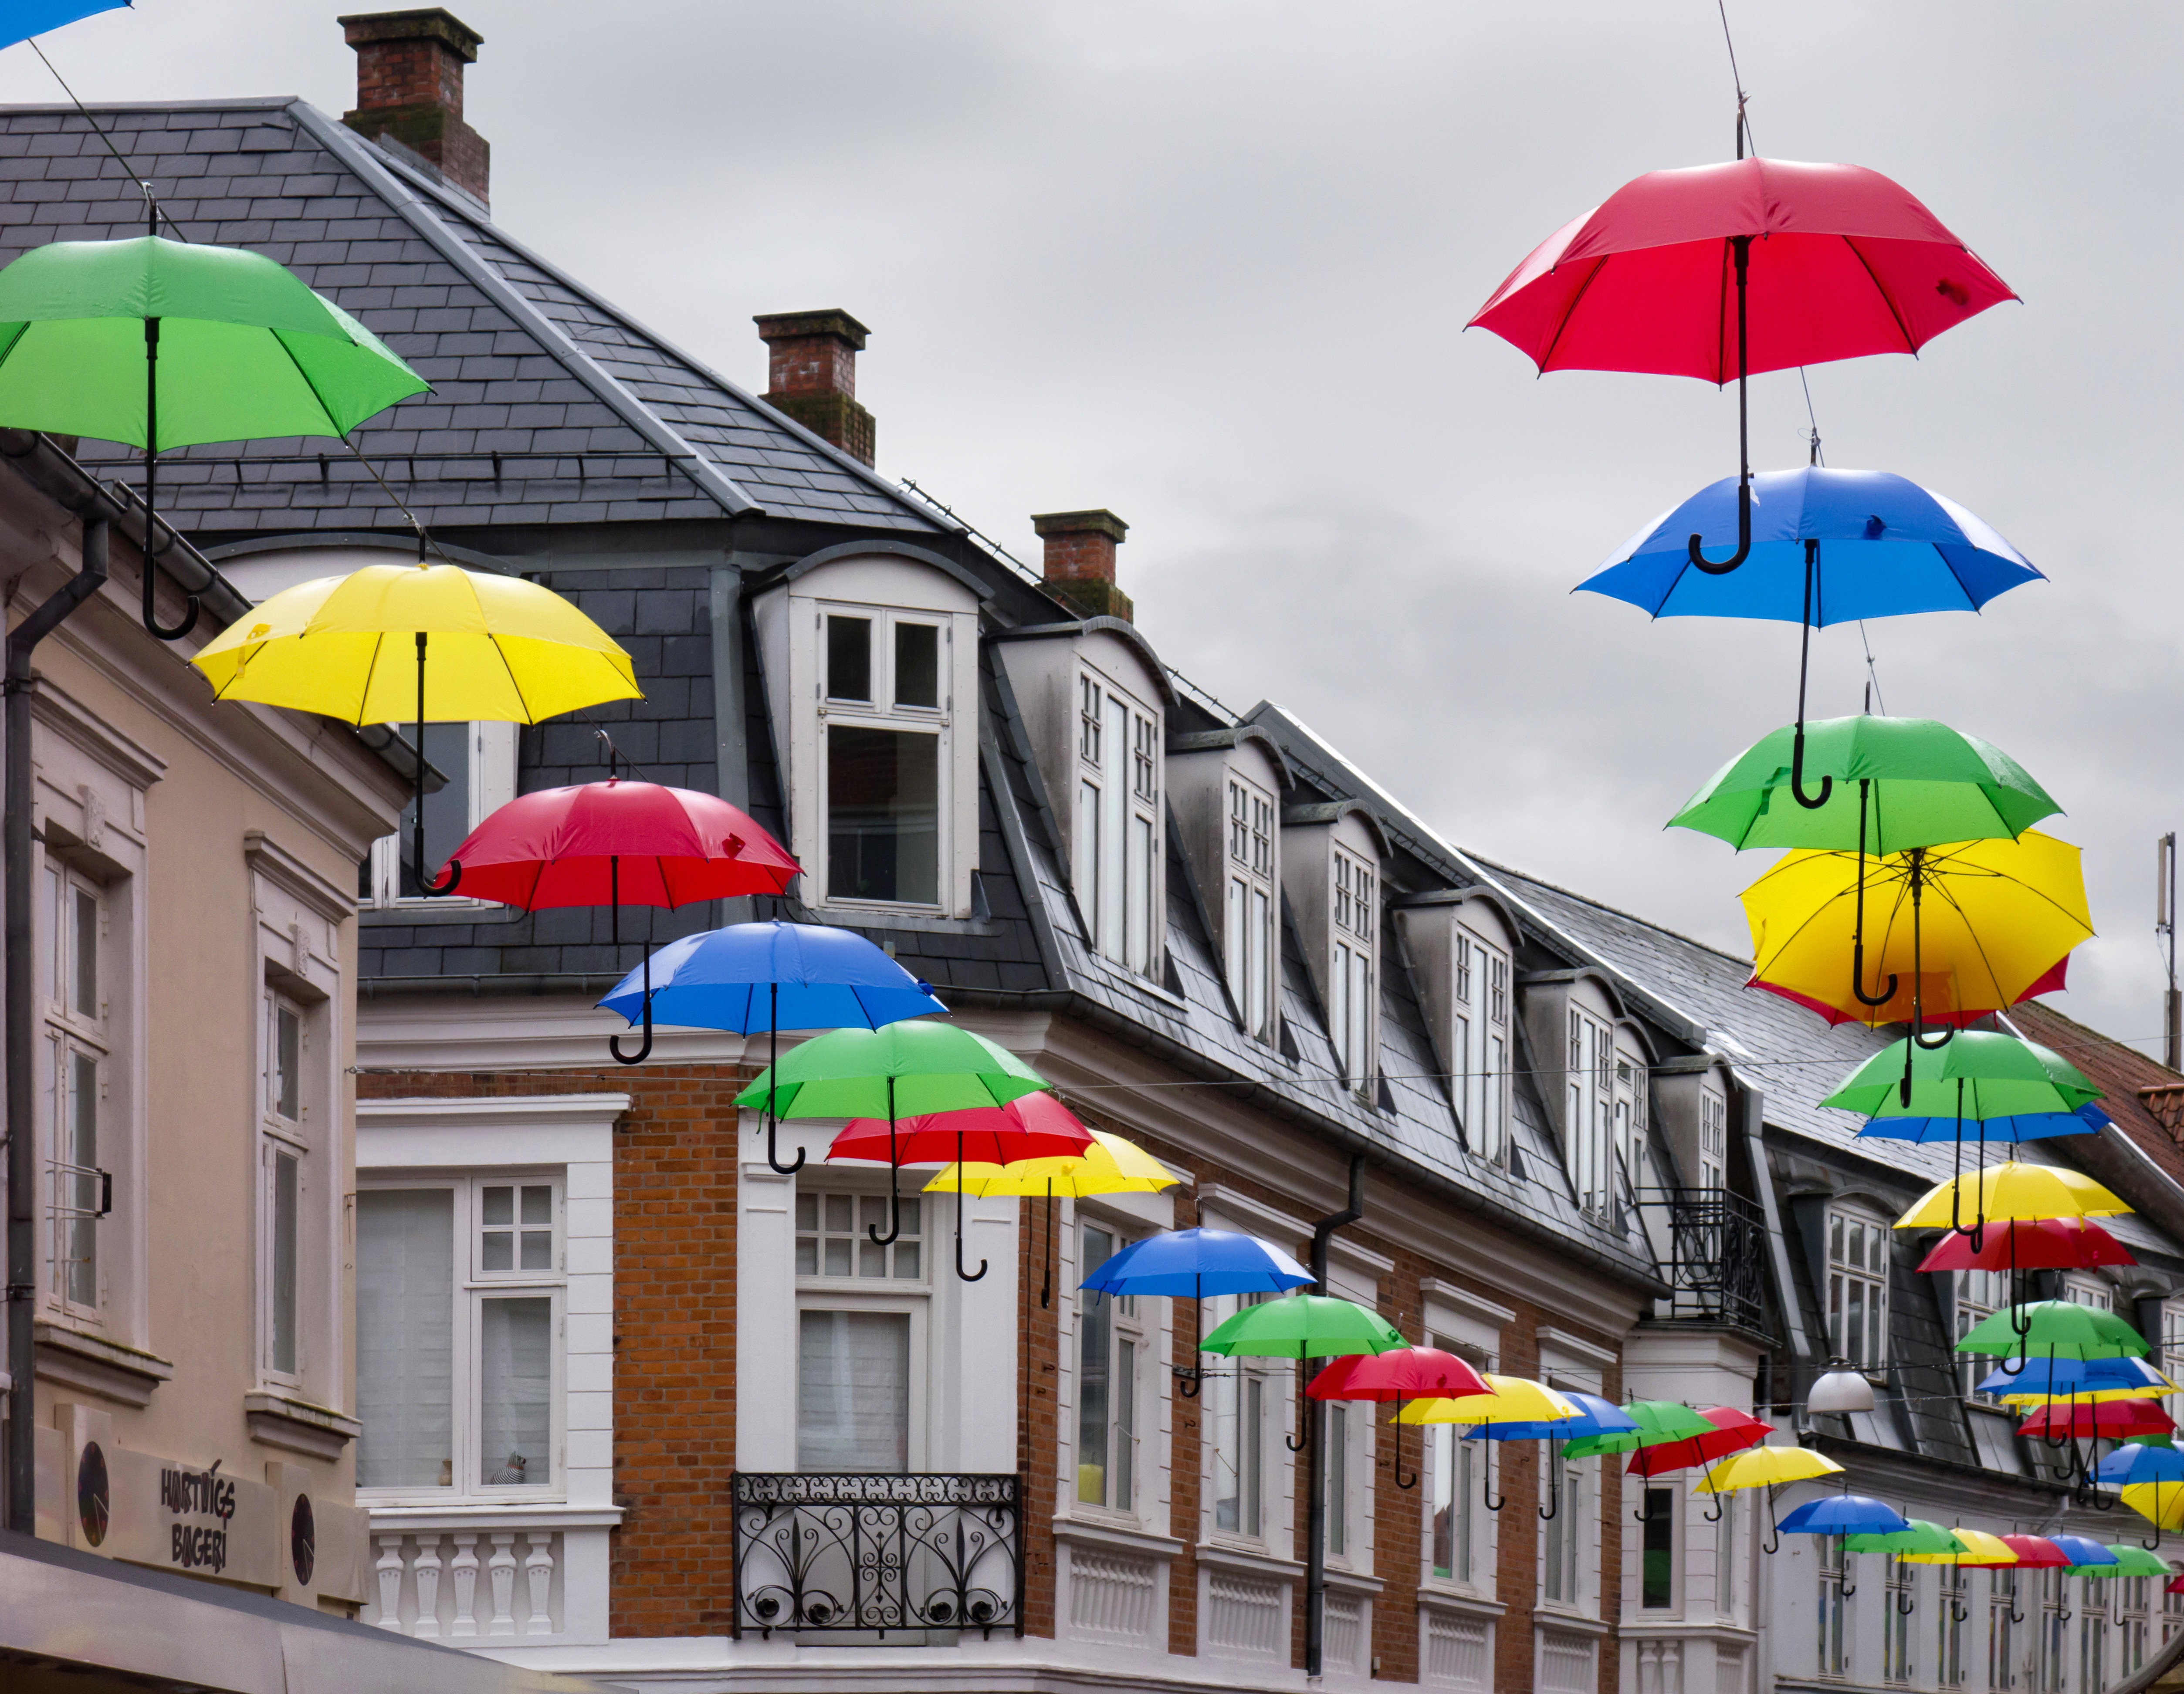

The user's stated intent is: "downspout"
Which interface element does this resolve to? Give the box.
[6,519,108,1532]
[1304,1151,1365,1680]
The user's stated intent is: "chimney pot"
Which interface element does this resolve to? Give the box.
[340,8,490,206]
[753,311,875,466]
[1032,510,1133,623]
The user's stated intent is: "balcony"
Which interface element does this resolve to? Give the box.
[730,1472,1023,1641]
[1635,1186,1769,1335]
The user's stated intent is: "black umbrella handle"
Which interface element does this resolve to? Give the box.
[1852,783,1899,1008]
[136,312,200,643]
[867,1079,903,1247]
[1790,542,1833,809]
[762,991,804,1174]
[1687,237,1754,576]
[411,632,463,897]
[609,939,654,1065]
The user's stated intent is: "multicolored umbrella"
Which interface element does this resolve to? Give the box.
[1983,1355,2174,1404]
[2095,1444,2184,1549]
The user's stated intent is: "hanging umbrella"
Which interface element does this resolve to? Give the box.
[192,562,639,896]
[1901,1528,2019,1568]
[1398,1377,1579,1515]
[2049,1535,2120,1572]
[1200,1294,1405,1360]
[436,778,800,1062]
[1627,1406,1772,1477]
[1469,153,2012,574]
[2126,1482,2184,1536]
[737,1022,1053,1281]
[598,920,947,1172]
[1778,1495,1912,1536]
[0,234,428,640]
[1999,1534,2072,1569]
[1080,1227,1313,1400]
[2094,1450,2184,1550]
[924,1126,1178,1308]
[0,1,129,47]
[2018,1401,2176,1443]
[1694,1445,1844,1492]
[1743,832,2094,1067]
[1984,1356,2174,1404]
[1462,1392,1638,1523]
[2083,1545,2172,1578]
[1308,1347,1494,1493]
[1875,1102,2110,1150]
[1562,1398,1717,1460]
[1847,1520,1966,1557]
[1901,1170,2127,1231]
[1955,1300,2147,1361]
[1920,1214,2132,1275]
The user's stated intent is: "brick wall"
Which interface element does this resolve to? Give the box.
[359,1061,753,1638]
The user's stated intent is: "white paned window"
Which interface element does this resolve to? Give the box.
[260,987,309,1381]
[1225,778,1279,1040]
[357,1177,566,1497]
[796,1183,927,1471]
[1616,1058,1646,1193]
[2164,1301,2184,1433]
[1541,1444,1584,1605]
[2040,1569,2069,1691]
[365,720,518,906]
[1428,1421,1475,1582]
[1330,848,1376,1087]
[1565,1007,1614,1215]
[2121,1576,2152,1680]
[1938,1565,1967,1687]
[1992,1569,2018,1689]
[1886,1557,1916,1683]
[1206,1292,1271,1542]
[1699,1086,1727,1190]
[1818,1534,1849,1679]
[1956,1269,2010,1400]
[1077,1220,1145,1514]
[1454,930,1512,1163]
[2080,1576,2109,1692]
[44,865,108,1316]
[1076,672,1160,975]
[2064,1277,2113,1312]
[822,607,947,908]
[1827,1207,1890,1371]
[796,1188,923,1281]
[1325,1402,1349,1557]
[2168,1576,2184,1648]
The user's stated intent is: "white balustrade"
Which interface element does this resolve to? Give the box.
[1205,1570,1285,1657]
[1066,1548,1159,1643]
[362,1529,564,1638]
[1422,1607,1491,1689]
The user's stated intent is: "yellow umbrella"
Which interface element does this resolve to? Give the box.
[2002,1383,2174,1407]
[192,562,640,896]
[2123,1484,2184,1533]
[1894,1163,2128,1230]
[1740,830,2092,1031]
[1395,1375,1574,1425]
[1692,1443,1844,1493]
[1903,1527,2018,1567]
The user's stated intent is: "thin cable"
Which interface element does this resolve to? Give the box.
[1800,368,1825,466]
[28,38,189,241]
[1858,619,1887,715]
[1716,0,1751,154]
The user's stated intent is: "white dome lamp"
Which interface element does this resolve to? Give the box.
[1808,1358,1877,1416]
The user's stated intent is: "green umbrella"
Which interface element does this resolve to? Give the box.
[0,231,427,639]
[1199,1294,1406,1359]
[1956,1301,2148,1362]
[2083,1545,2172,1578]
[1670,715,2058,853]
[1824,1034,2098,1122]
[1564,1399,1716,1460]
[735,1021,1051,1266]
[1845,1518,1964,1556]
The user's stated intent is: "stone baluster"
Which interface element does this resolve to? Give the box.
[412,1537,444,1639]
[524,1536,555,1635]
[448,1534,480,1638]
[487,1534,519,1636]
[372,1535,406,1630]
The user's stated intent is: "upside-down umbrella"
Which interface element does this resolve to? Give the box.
[0,233,428,640]
[598,921,948,1172]
[1470,152,2012,575]
[925,1125,1178,1308]
[1398,1377,1579,1515]
[738,1022,1053,1281]
[1309,1348,1493,1492]
[440,778,800,1063]
[1743,832,2093,1075]
[193,561,639,896]
[1593,485,2041,802]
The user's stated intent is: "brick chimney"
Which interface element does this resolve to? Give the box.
[340,9,489,206]
[754,311,875,466]
[1032,510,1132,622]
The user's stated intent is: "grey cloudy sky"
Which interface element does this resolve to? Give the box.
[9,1,2181,1052]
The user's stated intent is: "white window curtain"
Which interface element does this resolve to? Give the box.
[478,1296,553,1487]
[356,1189,455,1488]
[799,1309,910,1471]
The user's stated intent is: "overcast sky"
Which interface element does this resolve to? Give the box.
[10,2,2182,1054]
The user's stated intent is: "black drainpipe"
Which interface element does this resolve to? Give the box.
[5,519,108,1532]
[1304,1150,1365,1680]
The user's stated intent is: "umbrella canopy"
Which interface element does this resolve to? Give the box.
[2096,1445,2184,1487]
[1902,1528,2020,1568]
[1308,1347,1492,1403]
[1562,1399,1718,1459]
[1397,1376,1579,1427]
[1079,1228,1312,1299]
[1199,1294,1406,1361]
[1827,1033,2100,1125]
[1875,1102,2112,1150]
[596,920,946,1035]
[2018,1400,2176,1442]
[1999,1535,2072,1569]
[922,1128,1178,1198]
[1981,1356,2174,1403]
[1957,1299,2147,1361]
[0,0,127,49]
[1629,1407,1772,1477]
[1847,1520,1967,1557]
[2129,1486,2184,1534]
[2049,1535,2120,1570]
[1693,1444,1844,1493]
[2085,1545,2172,1578]
[736,1022,1047,1121]
[1481,1390,1641,1443]
[1582,471,2041,624]
[1900,1169,2128,1231]
[1778,1495,1913,1536]
[1744,832,2094,1031]
[830,1095,1094,1167]
[434,780,800,908]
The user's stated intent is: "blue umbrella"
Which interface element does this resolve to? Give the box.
[1858,1102,2111,1145]
[1084,1228,1312,1402]
[1779,1495,1912,1536]
[1977,1356,2172,1400]
[2095,1445,2184,1486]
[0,0,127,51]
[597,920,946,1173]
[1579,463,2041,806]
[1471,1390,1640,1525]
[2051,1533,2120,1570]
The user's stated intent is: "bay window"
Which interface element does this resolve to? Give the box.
[1827,1206,1890,1372]
[1225,776,1278,1040]
[357,1177,565,1496]
[1075,669,1160,975]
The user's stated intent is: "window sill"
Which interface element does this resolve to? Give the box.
[363,1501,623,1532]
[361,899,512,924]
[244,1391,363,1461]
[1323,1566,1385,1597]
[1416,1587,1504,1618]
[1532,1606,1609,1636]
[1195,1541,1304,1581]
[1049,1516,1184,1560]
[33,1321,173,1408]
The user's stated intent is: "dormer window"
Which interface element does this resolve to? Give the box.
[1329,845,1376,1086]
[1698,1085,1727,1190]
[1566,1005,1615,1214]
[1073,669,1161,975]
[1225,778,1278,1038]
[824,607,947,907]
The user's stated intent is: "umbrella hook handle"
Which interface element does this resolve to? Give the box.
[1852,783,1899,1008]
[2008,1606,2023,1626]
[867,1085,903,1247]
[1685,237,1754,577]
[1850,942,1897,1009]
[1950,1599,1971,1625]
[609,941,654,1065]
[1173,1366,1202,1400]
[1790,726,1832,811]
[952,1133,988,1283]
[1789,555,1832,808]
[1395,1408,1418,1491]
[423,859,464,897]
[1480,1439,1505,1513]
[1702,1491,1724,1524]
[761,993,805,1175]
[1538,1439,1560,1522]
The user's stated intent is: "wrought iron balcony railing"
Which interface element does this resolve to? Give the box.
[1635,1186,1769,1334]
[730,1472,1023,1641]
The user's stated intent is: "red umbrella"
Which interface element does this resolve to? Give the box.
[2003,1534,2072,1570]
[1307,1347,1493,1495]
[828,1092,1095,1167]
[1917,1217,2134,1275]
[1757,955,2069,1030]
[2168,1572,2184,1596]
[435,777,800,1063]
[1470,154,2014,573]
[2018,1401,2176,1443]
[1627,1406,1770,1478]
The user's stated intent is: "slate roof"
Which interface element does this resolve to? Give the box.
[0,98,944,534]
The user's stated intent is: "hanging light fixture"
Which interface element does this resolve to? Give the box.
[1808,1358,1878,1415]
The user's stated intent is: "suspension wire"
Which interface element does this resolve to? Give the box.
[1859,619,1887,716]
[1715,0,1750,155]
[30,39,190,241]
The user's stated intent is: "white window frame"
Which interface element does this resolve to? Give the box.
[1536,1441,1591,1613]
[1420,1322,1498,1601]
[364,719,518,908]
[1886,1555,1917,1684]
[1826,1204,1892,1372]
[1956,1269,2011,1402]
[817,601,951,914]
[794,1174,932,1472]
[1074,666,1161,976]
[258,984,312,1387]
[1224,775,1279,1040]
[1453,928,1512,1165]
[1329,845,1376,1089]
[1991,1566,2020,1691]
[44,862,109,1320]
[1203,1289,1279,1549]
[1564,1005,1614,1216]
[2120,1574,2152,1682]
[1697,1085,1727,1191]
[1818,1533,1850,1680]
[1073,1214,1148,1520]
